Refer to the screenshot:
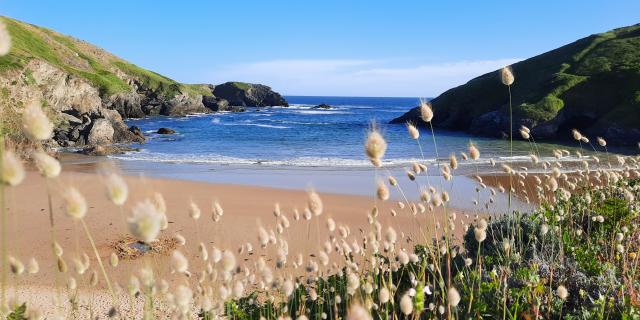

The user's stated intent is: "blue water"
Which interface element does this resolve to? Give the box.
[115,96,592,169]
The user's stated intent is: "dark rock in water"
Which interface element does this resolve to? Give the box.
[157,128,176,134]
[312,104,332,109]
[79,145,139,156]
[129,126,145,141]
[212,82,288,107]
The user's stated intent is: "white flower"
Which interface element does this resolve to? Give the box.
[128,200,162,242]
[33,151,61,178]
[378,287,390,304]
[63,187,87,219]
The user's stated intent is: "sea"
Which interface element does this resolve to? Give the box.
[96,96,612,210]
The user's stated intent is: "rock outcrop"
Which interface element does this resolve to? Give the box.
[391,23,640,146]
[157,128,176,134]
[312,104,332,109]
[211,82,288,107]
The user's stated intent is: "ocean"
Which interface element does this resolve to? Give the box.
[113,96,592,170]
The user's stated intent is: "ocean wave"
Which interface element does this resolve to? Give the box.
[109,152,425,168]
[220,123,290,129]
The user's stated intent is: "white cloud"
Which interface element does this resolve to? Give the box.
[208,58,521,97]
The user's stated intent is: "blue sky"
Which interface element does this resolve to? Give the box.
[3,1,639,96]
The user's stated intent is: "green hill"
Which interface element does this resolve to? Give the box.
[0,16,210,98]
[391,23,640,146]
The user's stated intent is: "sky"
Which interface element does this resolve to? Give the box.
[2,1,639,97]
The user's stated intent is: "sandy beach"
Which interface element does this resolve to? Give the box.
[3,158,475,318]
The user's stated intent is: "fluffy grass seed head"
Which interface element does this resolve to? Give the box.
[189,200,201,220]
[171,250,189,274]
[33,151,61,178]
[128,199,163,243]
[448,287,461,307]
[308,190,323,216]
[500,66,514,86]
[597,137,607,147]
[419,98,434,122]
[1,150,25,186]
[377,179,389,201]
[63,187,87,219]
[0,20,11,56]
[468,143,480,161]
[365,125,387,166]
[346,304,372,320]
[556,285,569,300]
[22,101,54,141]
[400,293,413,315]
[105,173,128,206]
[406,122,419,140]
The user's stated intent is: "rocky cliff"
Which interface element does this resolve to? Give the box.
[391,24,640,146]
[0,17,287,149]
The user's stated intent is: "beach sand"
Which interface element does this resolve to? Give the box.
[2,160,475,318]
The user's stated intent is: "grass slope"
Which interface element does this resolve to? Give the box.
[0,16,211,98]
[405,24,640,132]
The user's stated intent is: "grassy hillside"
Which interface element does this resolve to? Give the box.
[0,16,211,98]
[392,23,640,143]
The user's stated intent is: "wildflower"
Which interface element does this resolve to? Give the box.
[347,304,371,320]
[347,272,360,294]
[419,98,433,122]
[105,173,127,206]
[0,20,11,56]
[22,101,53,141]
[0,150,24,187]
[556,285,569,300]
[388,176,398,186]
[406,122,419,140]
[469,143,480,160]
[326,218,336,232]
[171,250,189,274]
[63,187,87,219]
[308,190,323,216]
[365,127,387,166]
[616,244,625,254]
[33,151,61,178]
[376,180,389,201]
[448,287,461,307]
[501,66,514,86]
[128,199,162,243]
[400,293,413,315]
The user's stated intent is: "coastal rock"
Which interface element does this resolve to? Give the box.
[161,94,211,116]
[202,96,231,111]
[312,103,332,109]
[157,128,176,134]
[87,119,115,145]
[212,82,288,107]
[105,93,145,118]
